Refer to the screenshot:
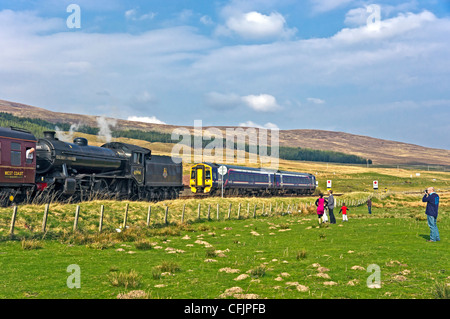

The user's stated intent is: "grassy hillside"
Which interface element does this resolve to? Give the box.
[2,99,450,165]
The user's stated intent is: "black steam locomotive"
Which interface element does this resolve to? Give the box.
[35,131,183,201]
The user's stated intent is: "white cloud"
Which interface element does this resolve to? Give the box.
[127,116,166,124]
[344,7,368,27]
[220,11,296,40]
[200,15,214,26]
[239,121,279,129]
[206,92,282,112]
[307,97,325,104]
[335,10,436,43]
[0,9,63,34]
[242,94,281,112]
[125,8,156,21]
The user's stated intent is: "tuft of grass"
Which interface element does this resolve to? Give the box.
[432,281,450,299]
[205,247,217,258]
[152,260,181,280]
[296,249,308,260]
[249,265,266,278]
[159,260,181,273]
[134,239,152,250]
[152,268,162,280]
[21,239,43,250]
[108,269,141,289]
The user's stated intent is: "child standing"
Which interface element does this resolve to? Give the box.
[315,193,328,224]
[339,203,349,222]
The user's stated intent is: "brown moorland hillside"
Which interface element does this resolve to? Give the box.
[1,99,449,165]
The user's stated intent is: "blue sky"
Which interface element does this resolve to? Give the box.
[0,0,449,150]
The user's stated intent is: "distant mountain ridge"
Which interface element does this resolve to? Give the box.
[1,99,449,166]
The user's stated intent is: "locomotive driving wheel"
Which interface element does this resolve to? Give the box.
[92,179,109,199]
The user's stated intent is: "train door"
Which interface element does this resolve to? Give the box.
[196,165,204,187]
[131,151,144,185]
[274,174,281,187]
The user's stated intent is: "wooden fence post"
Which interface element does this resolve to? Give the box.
[197,203,201,220]
[228,203,232,220]
[247,203,250,218]
[262,203,265,216]
[9,206,17,236]
[99,205,104,233]
[146,205,151,226]
[42,204,49,233]
[181,204,185,224]
[73,205,80,232]
[253,204,257,218]
[123,203,129,229]
[207,204,211,220]
[164,206,169,225]
[216,204,220,221]
[237,203,241,219]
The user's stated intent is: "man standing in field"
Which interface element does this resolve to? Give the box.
[327,190,336,224]
[422,187,440,242]
[367,198,372,214]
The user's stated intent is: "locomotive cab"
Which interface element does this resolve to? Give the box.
[190,163,213,193]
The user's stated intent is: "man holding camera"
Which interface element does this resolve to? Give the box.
[422,187,440,242]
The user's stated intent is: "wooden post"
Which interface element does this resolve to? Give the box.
[181,204,185,224]
[146,205,151,226]
[73,205,80,232]
[207,204,211,220]
[216,204,220,221]
[99,205,104,233]
[269,202,272,214]
[42,204,49,233]
[253,204,257,218]
[123,203,129,229]
[237,203,241,219]
[197,203,201,220]
[247,203,250,218]
[164,206,169,225]
[228,203,232,220]
[9,206,17,236]
[262,203,265,216]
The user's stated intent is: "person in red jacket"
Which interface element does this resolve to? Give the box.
[339,203,349,222]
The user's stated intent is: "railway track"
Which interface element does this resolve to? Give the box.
[178,186,343,199]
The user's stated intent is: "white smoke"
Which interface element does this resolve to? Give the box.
[96,116,117,143]
[54,123,81,142]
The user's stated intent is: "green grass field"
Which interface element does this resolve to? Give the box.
[0,191,448,299]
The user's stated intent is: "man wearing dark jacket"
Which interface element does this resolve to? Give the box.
[327,190,336,224]
[422,187,440,242]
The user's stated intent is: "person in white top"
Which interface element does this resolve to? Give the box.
[26,147,35,160]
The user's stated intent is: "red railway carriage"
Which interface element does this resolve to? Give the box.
[0,127,37,203]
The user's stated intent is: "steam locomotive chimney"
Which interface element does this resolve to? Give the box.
[44,131,56,139]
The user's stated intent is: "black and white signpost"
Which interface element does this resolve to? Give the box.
[218,165,227,198]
